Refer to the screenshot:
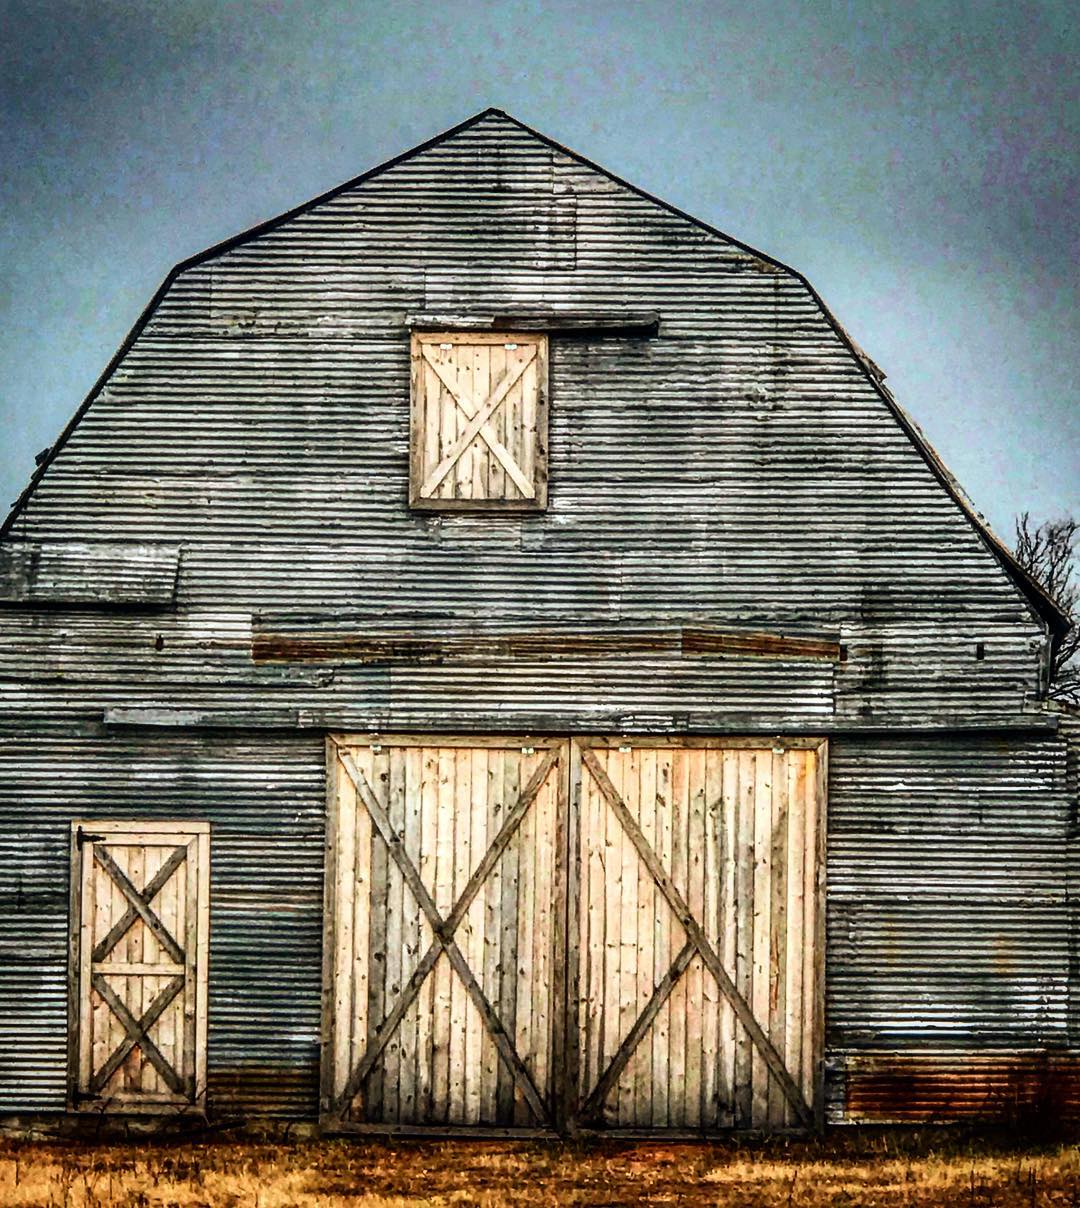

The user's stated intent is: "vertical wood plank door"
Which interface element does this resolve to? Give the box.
[569,738,826,1132]
[70,820,210,1112]
[324,736,568,1130]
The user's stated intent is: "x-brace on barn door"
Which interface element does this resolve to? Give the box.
[569,739,824,1132]
[323,736,824,1134]
[322,736,568,1130]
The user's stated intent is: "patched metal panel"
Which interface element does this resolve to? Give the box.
[0,542,179,607]
[0,729,325,1116]
[841,1051,1080,1123]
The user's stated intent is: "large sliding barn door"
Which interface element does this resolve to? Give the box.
[323,736,568,1130]
[570,739,825,1131]
[323,734,824,1134]
[70,821,210,1112]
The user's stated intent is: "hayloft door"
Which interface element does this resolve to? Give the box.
[69,821,210,1112]
[323,736,568,1130]
[568,738,825,1131]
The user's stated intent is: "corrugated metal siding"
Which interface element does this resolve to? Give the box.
[1059,707,1080,1047]
[0,608,837,732]
[0,729,325,1116]
[0,542,179,606]
[0,603,1046,734]
[826,733,1072,1123]
[1,115,1045,728]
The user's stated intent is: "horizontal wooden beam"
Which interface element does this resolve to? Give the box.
[100,706,1059,734]
[323,1122,557,1138]
[104,707,303,729]
[682,628,841,661]
[93,962,185,976]
[406,311,660,337]
[254,629,670,663]
[252,625,842,665]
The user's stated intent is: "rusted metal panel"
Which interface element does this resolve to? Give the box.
[681,629,841,661]
[254,626,675,664]
[207,1061,320,1117]
[253,622,840,665]
[840,1052,1080,1123]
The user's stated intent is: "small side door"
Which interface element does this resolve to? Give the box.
[69,820,210,1112]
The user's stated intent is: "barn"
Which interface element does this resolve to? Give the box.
[0,109,1075,1136]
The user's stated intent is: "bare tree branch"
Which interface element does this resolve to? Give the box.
[1014,512,1079,705]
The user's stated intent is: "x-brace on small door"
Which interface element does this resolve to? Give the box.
[69,820,210,1112]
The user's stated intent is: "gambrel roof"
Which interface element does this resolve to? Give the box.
[2,108,1069,647]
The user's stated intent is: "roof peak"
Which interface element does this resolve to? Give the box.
[1,109,1069,643]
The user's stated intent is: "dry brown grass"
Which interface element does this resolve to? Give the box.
[1,1130,1079,1207]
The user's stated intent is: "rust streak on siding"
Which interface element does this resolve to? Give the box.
[681,630,842,661]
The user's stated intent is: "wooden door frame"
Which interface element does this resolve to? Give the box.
[320,733,827,1136]
[409,332,550,512]
[67,819,211,1115]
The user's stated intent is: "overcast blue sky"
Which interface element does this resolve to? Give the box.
[1,0,1076,539]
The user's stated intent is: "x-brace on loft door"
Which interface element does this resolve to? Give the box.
[323,735,824,1133]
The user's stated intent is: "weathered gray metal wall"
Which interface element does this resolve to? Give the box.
[827,732,1075,1122]
[1,113,1049,736]
[1061,707,1080,1072]
[0,110,1069,1124]
[0,726,325,1116]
